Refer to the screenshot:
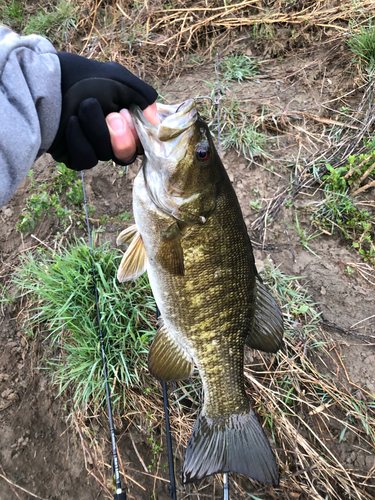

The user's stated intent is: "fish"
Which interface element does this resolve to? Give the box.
[116,99,283,485]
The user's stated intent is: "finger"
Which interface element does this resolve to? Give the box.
[66,116,97,170]
[78,98,113,161]
[106,113,137,163]
[143,102,160,126]
[119,109,143,152]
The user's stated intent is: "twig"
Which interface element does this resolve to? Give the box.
[130,433,149,473]
[0,472,49,500]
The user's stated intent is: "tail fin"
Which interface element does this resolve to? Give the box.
[183,409,278,485]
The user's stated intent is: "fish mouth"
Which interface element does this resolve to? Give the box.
[131,99,198,145]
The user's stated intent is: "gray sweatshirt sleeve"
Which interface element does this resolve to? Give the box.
[0,26,61,209]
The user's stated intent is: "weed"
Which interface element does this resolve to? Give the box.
[220,54,260,83]
[1,0,24,29]
[147,429,164,471]
[348,21,375,78]
[199,93,268,161]
[290,213,322,258]
[311,143,375,263]
[16,164,90,233]
[23,0,77,46]
[0,281,13,304]
[250,200,263,210]
[14,238,156,413]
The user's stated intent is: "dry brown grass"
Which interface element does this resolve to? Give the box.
[66,0,375,76]
[74,268,375,499]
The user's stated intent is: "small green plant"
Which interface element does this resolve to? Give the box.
[311,142,375,263]
[14,239,156,413]
[322,163,348,193]
[1,0,24,29]
[147,429,164,471]
[23,0,77,45]
[17,164,90,233]
[348,21,375,78]
[0,281,14,304]
[290,213,322,258]
[221,54,260,83]
[250,200,263,210]
[199,93,268,161]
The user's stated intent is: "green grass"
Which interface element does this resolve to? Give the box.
[310,141,375,263]
[199,91,268,161]
[348,21,375,78]
[17,164,89,233]
[0,0,25,29]
[290,213,322,258]
[14,239,156,413]
[220,54,261,83]
[23,0,77,45]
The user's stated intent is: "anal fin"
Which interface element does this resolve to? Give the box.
[148,319,193,381]
[246,276,284,353]
[117,231,147,282]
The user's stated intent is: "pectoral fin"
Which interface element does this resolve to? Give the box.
[246,277,284,353]
[156,222,184,276]
[116,224,138,246]
[117,232,147,282]
[148,319,193,381]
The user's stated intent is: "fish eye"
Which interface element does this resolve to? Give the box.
[196,145,210,162]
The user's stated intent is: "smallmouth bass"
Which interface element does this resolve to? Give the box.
[117,100,283,485]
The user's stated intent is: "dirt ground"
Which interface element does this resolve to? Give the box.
[1,35,375,500]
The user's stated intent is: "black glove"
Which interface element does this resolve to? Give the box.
[48,52,158,170]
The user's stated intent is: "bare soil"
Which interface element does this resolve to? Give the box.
[0,40,374,500]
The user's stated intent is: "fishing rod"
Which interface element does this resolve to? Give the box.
[153,306,177,500]
[81,172,126,500]
[66,25,126,495]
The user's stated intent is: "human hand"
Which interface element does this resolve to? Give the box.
[106,103,160,163]
[47,52,157,170]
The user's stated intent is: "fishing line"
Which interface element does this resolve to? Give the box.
[215,51,230,500]
[80,171,126,500]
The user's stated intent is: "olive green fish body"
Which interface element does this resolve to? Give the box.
[117,100,283,484]
[134,159,253,419]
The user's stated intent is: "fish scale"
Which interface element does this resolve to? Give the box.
[117,99,284,485]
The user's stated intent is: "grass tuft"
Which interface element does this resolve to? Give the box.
[14,238,156,413]
[221,54,261,83]
[23,0,77,45]
[311,142,375,263]
[348,21,375,78]
[0,0,25,29]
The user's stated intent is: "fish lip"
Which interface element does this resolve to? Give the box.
[130,99,197,142]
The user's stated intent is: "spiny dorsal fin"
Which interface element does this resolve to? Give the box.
[148,319,193,381]
[117,232,147,282]
[156,222,184,276]
[116,224,139,246]
[245,276,284,353]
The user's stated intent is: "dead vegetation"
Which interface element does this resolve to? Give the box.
[71,267,375,499]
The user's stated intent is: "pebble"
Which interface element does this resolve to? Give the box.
[3,208,13,217]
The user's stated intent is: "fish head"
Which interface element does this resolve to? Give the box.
[131,99,219,224]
